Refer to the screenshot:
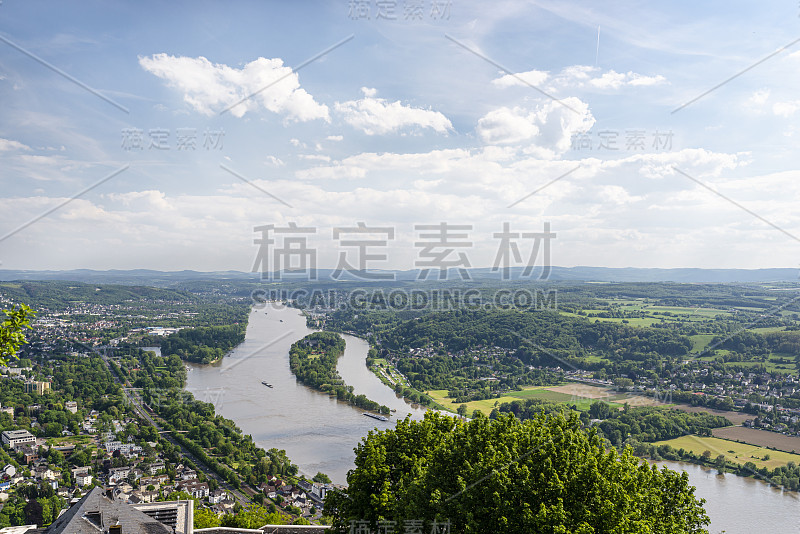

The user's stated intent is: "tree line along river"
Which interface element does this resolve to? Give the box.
[184,304,800,533]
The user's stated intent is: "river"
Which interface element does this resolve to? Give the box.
[184,304,425,484]
[185,305,800,531]
[656,461,800,533]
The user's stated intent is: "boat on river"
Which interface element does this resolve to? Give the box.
[363,412,389,422]
[261,381,273,388]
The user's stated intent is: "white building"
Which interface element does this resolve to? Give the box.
[1,430,35,448]
[64,401,78,414]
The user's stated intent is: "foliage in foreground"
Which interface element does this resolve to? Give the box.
[0,303,35,367]
[324,412,709,534]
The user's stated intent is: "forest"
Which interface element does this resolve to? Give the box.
[289,332,390,414]
[156,324,246,364]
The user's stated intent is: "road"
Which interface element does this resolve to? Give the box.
[100,352,252,505]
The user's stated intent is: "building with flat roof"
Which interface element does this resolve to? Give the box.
[1,429,35,448]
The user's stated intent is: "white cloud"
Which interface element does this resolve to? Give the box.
[493,65,666,91]
[139,53,329,121]
[492,69,549,88]
[476,107,540,145]
[334,87,452,135]
[477,98,595,157]
[0,138,31,151]
[299,154,331,162]
[773,100,800,117]
[326,135,343,141]
[748,89,771,108]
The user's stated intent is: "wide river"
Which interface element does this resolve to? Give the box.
[185,305,800,532]
[184,304,426,484]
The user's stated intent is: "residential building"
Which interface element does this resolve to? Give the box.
[148,461,165,475]
[208,490,227,504]
[24,381,51,395]
[45,487,174,534]
[176,480,208,499]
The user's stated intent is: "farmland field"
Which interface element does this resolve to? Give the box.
[712,426,800,453]
[548,382,667,407]
[427,384,629,415]
[654,434,800,470]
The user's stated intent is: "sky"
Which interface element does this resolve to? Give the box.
[1,0,800,273]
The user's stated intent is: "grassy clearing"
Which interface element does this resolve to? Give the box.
[46,435,94,446]
[689,334,715,352]
[654,434,800,470]
[750,326,788,333]
[427,384,623,415]
[425,389,522,414]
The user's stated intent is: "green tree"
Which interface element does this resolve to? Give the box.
[588,400,613,420]
[312,472,331,483]
[221,504,286,528]
[325,412,709,533]
[0,304,35,367]
[194,508,221,529]
[456,404,468,417]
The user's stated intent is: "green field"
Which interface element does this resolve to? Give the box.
[654,434,800,470]
[688,334,715,352]
[563,300,735,328]
[427,385,622,415]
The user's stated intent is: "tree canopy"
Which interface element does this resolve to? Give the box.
[325,412,709,534]
[0,303,35,367]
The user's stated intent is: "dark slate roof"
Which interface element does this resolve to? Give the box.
[46,487,172,534]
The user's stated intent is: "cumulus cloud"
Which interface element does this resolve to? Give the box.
[491,69,549,88]
[477,98,595,157]
[334,87,452,135]
[493,65,666,91]
[139,53,329,121]
[0,138,31,151]
[4,142,775,271]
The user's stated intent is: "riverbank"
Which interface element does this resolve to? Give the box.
[185,305,425,484]
[654,460,800,533]
[317,325,449,413]
[651,432,800,491]
[289,332,390,414]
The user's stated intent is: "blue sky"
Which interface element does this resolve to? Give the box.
[1,1,800,271]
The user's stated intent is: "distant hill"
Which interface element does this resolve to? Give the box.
[0,267,798,284]
[0,280,194,309]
